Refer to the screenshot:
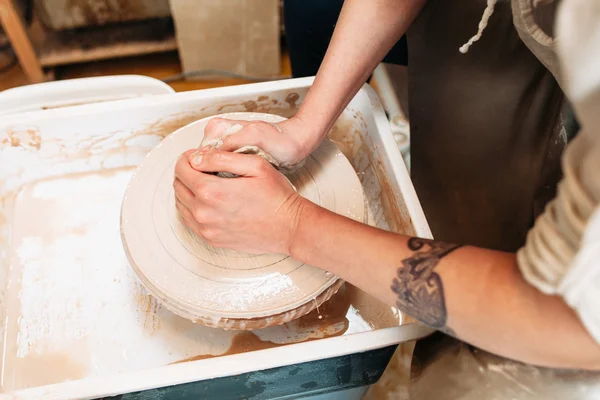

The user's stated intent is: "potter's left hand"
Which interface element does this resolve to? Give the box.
[173,148,305,255]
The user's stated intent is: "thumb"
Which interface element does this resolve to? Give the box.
[189,150,272,177]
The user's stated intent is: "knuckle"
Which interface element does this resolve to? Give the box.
[204,118,229,140]
[206,117,223,130]
[200,227,217,242]
[192,180,204,194]
[247,122,263,134]
[174,158,186,176]
[192,206,219,224]
[255,158,272,174]
[175,201,186,216]
[253,120,269,129]
[199,186,222,204]
[204,238,218,247]
[192,208,205,223]
[199,189,212,203]
[173,178,185,191]
[255,120,275,133]
[205,118,218,129]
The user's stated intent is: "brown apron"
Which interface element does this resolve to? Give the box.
[407,0,565,253]
[405,1,599,398]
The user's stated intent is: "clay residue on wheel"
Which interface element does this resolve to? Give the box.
[171,285,353,364]
[143,95,301,140]
[242,100,259,112]
[328,111,415,236]
[170,283,402,365]
[135,282,162,334]
[285,92,300,109]
[4,348,90,391]
[1,127,42,151]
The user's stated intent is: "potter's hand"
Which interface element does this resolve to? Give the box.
[173,148,306,255]
[201,116,313,168]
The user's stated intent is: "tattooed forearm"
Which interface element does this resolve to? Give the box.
[391,237,463,335]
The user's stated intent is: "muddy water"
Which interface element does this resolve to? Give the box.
[171,284,401,364]
[0,94,410,390]
[0,168,137,391]
[0,165,398,388]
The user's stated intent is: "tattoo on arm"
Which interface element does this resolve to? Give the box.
[391,237,463,335]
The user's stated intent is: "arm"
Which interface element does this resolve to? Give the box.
[202,0,425,163]
[177,149,600,370]
[291,0,425,155]
[290,200,600,370]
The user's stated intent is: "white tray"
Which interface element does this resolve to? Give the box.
[0,75,175,116]
[0,77,433,400]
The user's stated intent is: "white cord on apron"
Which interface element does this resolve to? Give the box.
[459,0,498,53]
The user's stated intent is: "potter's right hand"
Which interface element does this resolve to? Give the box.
[201,116,313,168]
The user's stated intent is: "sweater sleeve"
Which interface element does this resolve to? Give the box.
[517,0,600,344]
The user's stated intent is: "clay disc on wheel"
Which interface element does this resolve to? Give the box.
[121,112,367,329]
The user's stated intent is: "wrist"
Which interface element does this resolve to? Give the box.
[281,114,326,160]
[285,195,317,261]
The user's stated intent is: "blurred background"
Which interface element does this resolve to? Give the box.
[0,0,410,165]
[0,0,289,91]
[0,2,413,399]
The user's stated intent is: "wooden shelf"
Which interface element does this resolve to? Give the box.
[29,17,177,67]
[0,0,178,84]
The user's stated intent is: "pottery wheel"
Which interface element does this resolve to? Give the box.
[121,112,367,330]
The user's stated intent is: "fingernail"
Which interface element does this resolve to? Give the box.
[191,153,203,166]
[197,145,211,153]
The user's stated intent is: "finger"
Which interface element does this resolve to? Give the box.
[202,118,251,144]
[219,121,278,152]
[188,150,273,177]
[175,197,193,221]
[174,150,220,193]
[175,198,204,234]
[188,145,217,168]
[173,177,194,209]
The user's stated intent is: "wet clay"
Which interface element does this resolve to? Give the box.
[171,332,281,363]
[143,100,300,141]
[170,284,401,365]
[328,111,416,236]
[0,92,413,390]
[0,127,42,150]
[344,285,402,328]
[171,284,352,364]
[10,350,89,390]
[135,285,161,334]
[285,92,300,109]
[0,168,138,392]
[122,112,365,328]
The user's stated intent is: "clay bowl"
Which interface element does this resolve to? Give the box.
[121,112,367,330]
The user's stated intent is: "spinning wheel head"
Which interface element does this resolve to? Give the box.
[121,112,367,329]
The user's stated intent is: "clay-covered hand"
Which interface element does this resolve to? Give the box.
[201,116,313,168]
[173,147,306,255]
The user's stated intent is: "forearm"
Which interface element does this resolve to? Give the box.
[291,0,425,153]
[291,201,600,369]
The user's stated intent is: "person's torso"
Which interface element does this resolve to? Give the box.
[406,0,568,251]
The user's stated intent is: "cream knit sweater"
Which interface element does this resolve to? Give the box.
[517,0,600,344]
